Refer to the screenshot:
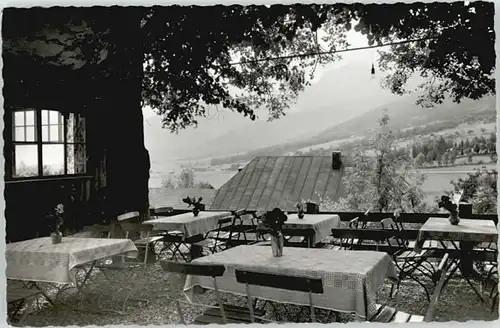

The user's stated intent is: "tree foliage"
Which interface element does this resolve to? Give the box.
[161,168,214,189]
[141,5,347,131]
[447,166,497,214]
[4,2,494,133]
[372,2,495,106]
[321,112,432,213]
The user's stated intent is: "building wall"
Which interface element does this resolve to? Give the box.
[3,8,150,241]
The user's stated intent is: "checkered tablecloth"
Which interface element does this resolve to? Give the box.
[184,245,397,320]
[283,214,341,244]
[144,211,231,238]
[414,217,498,253]
[6,237,138,284]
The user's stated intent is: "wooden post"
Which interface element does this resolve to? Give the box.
[459,203,473,218]
[331,151,342,170]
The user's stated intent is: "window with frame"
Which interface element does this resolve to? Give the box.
[11,108,87,178]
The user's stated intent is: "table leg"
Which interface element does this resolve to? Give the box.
[189,234,205,260]
[459,241,475,278]
[190,245,203,260]
[437,241,485,303]
[308,234,314,248]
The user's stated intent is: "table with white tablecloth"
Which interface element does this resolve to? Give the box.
[414,217,498,253]
[6,237,138,284]
[282,214,341,247]
[413,217,498,302]
[144,211,232,239]
[184,245,397,320]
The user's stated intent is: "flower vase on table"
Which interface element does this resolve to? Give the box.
[296,202,305,219]
[51,231,62,244]
[270,232,284,257]
[47,203,65,244]
[257,208,288,257]
[183,196,204,217]
[438,195,460,225]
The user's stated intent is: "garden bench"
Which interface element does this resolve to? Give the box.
[160,261,264,324]
[235,269,324,323]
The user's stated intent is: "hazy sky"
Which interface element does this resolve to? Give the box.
[310,29,378,82]
[143,28,378,119]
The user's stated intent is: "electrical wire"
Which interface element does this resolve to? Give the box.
[229,36,434,66]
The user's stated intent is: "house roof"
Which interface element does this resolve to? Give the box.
[149,188,217,210]
[210,156,345,212]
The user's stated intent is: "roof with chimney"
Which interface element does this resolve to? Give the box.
[209,155,345,212]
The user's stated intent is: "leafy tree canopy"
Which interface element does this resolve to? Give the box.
[3,2,494,132]
[447,167,497,214]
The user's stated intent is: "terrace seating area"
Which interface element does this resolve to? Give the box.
[6,205,499,326]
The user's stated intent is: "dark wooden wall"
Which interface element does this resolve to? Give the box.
[3,9,150,242]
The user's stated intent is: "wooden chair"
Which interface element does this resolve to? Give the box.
[96,223,154,311]
[160,261,265,324]
[219,209,259,247]
[380,217,436,301]
[325,217,375,251]
[150,206,174,218]
[117,211,141,222]
[490,279,499,313]
[370,253,451,323]
[329,227,390,251]
[235,269,324,323]
[149,206,175,239]
[73,224,115,283]
[146,207,184,259]
[82,224,115,238]
[162,216,237,262]
[192,216,234,255]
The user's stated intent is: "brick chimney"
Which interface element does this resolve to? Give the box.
[332,151,342,170]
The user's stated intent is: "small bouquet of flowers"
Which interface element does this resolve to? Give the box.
[438,195,460,225]
[257,208,288,257]
[296,202,305,219]
[256,208,288,237]
[183,196,204,216]
[46,203,64,244]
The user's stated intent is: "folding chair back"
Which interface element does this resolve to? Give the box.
[339,217,367,249]
[160,260,225,277]
[161,261,227,324]
[117,211,140,222]
[380,218,406,249]
[235,269,323,322]
[211,216,234,248]
[151,206,174,218]
[83,224,114,239]
[120,223,154,268]
[253,210,266,220]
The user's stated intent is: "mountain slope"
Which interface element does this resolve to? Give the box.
[309,94,496,145]
[208,94,496,165]
[144,56,494,166]
[162,60,416,160]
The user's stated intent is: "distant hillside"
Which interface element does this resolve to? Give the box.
[309,94,495,144]
[144,60,411,163]
[210,95,496,165]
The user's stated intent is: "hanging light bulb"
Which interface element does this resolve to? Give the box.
[371,62,375,75]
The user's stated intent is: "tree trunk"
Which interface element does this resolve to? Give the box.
[102,9,150,221]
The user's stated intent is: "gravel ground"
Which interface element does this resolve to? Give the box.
[13,256,499,326]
